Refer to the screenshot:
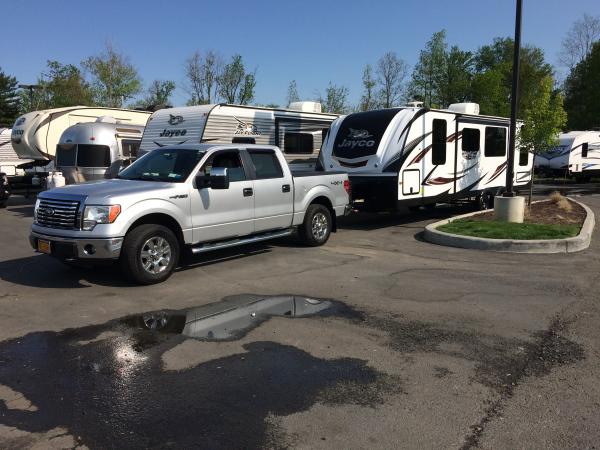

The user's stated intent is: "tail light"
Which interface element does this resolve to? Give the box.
[343,179,351,197]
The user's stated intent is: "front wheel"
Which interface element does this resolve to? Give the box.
[120,224,180,285]
[300,204,332,247]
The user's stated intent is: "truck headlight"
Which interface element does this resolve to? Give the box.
[33,198,40,223]
[82,205,121,231]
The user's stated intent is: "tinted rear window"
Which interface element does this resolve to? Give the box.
[248,151,283,179]
[77,144,111,168]
[56,144,76,166]
[332,109,400,159]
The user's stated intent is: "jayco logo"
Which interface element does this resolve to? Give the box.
[234,117,261,135]
[159,129,187,138]
[339,128,375,149]
[168,114,184,126]
[15,117,26,126]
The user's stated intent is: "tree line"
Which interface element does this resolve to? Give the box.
[1,13,599,154]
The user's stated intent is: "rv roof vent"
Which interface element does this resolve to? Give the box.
[447,103,480,115]
[95,116,119,124]
[405,101,424,108]
[288,101,322,113]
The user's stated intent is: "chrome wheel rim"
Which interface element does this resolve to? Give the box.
[142,312,169,330]
[140,236,172,274]
[311,212,328,241]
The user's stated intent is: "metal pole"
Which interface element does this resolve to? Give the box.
[504,0,522,197]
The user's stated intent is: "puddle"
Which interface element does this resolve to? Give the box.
[0,295,390,450]
[121,294,345,341]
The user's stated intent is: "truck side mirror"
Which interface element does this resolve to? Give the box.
[209,167,230,189]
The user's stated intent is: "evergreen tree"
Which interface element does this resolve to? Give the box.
[0,68,20,127]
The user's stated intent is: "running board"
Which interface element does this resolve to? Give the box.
[190,229,294,254]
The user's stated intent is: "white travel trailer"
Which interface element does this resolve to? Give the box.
[534,131,600,180]
[0,128,32,176]
[11,106,151,163]
[139,103,337,170]
[55,117,145,184]
[319,103,533,211]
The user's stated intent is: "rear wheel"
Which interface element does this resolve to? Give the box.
[300,204,332,246]
[476,191,494,211]
[120,224,180,285]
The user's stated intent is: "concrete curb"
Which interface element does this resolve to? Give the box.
[423,198,594,253]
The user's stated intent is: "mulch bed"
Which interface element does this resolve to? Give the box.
[468,199,586,226]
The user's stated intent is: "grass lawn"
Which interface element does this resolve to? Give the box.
[437,219,580,240]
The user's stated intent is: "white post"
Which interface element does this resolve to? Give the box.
[494,196,525,223]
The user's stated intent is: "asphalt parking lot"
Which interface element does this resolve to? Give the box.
[1,186,599,449]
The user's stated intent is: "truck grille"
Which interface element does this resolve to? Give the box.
[36,198,80,229]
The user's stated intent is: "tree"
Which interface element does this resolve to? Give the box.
[237,73,256,105]
[0,67,20,127]
[563,41,600,130]
[82,43,142,107]
[37,60,93,109]
[559,13,600,69]
[439,46,473,106]
[184,50,223,105]
[359,64,378,111]
[138,80,176,109]
[286,80,300,107]
[320,83,349,114]
[376,52,408,108]
[408,30,448,107]
[218,55,247,104]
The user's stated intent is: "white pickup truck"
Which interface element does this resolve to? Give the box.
[30,144,350,284]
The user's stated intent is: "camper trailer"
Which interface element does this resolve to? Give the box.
[0,128,32,177]
[318,103,533,211]
[11,106,151,163]
[535,131,600,180]
[139,102,337,170]
[55,117,145,184]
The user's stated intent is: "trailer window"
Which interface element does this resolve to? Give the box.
[484,127,507,157]
[432,119,447,165]
[284,132,314,154]
[461,128,480,154]
[121,140,141,158]
[582,142,589,158]
[201,151,247,182]
[248,150,283,179]
[519,149,529,166]
[76,145,111,168]
[55,144,76,166]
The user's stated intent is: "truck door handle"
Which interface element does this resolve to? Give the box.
[243,188,253,197]
[282,184,291,193]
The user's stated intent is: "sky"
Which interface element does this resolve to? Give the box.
[1,0,599,108]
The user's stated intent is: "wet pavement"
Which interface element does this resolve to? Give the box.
[1,190,600,449]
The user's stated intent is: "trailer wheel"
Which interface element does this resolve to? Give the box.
[120,224,180,285]
[476,192,494,211]
[300,204,332,246]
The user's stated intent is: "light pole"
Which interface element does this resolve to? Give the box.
[18,84,42,111]
[504,0,522,197]
[494,0,526,222]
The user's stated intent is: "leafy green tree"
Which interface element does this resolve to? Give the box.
[137,80,176,109]
[35,60,93,109]
[218,55,253,104]
[320,83,349,114]
[359,64,378,111]
[82,44,142,107]
[408,30,448,107]
[439,46,474,106]
[286,80,300,107]
[563,42,600,130]
[0,67,20,126]
[237,73,256,105]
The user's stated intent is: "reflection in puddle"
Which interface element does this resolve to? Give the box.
[124,295,335,341]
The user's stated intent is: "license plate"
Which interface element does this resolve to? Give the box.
[37,239,51,254]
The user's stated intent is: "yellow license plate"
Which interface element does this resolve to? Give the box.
[37,239,51,254]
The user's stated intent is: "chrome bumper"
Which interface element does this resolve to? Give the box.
[30,231,123,260]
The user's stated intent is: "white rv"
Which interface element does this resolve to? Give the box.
[319,103,533,211]
[55,117,145,184]
[139,102,337,170]
[0,128,32,176]
[11,106,151,163]
[535,131,600,180]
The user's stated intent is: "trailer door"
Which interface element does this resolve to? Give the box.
[455,123,484,196]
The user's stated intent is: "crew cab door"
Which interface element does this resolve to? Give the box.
[245,148,294,232]
[190,149,254,243]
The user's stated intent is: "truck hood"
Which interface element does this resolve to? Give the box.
[42,179,184,202]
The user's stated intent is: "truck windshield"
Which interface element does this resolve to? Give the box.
[118,148,205,182]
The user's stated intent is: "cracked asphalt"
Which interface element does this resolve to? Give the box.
[0,186,599,449]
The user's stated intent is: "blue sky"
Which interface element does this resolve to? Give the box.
[1,0,599,107]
